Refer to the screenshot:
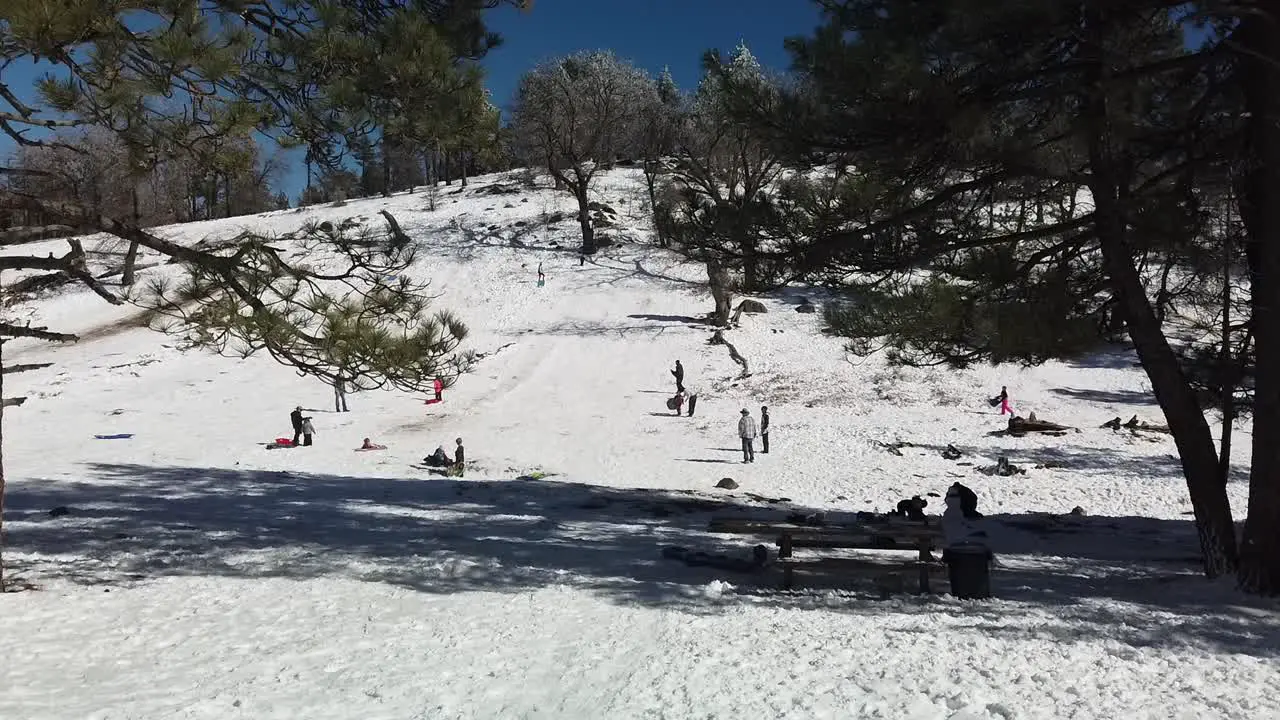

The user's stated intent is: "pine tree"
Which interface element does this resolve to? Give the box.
[724,0,1280,590]
[637,67,682,247]
[655,44,785,324]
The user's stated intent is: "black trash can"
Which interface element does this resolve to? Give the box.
[944,544,993,599]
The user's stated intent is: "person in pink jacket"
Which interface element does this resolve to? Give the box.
[433,377,444,401]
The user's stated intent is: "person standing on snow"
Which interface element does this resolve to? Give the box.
[537,262,545,286]
[301,416,316,447]
[738,408,758,463]
[671,360,684,393]
[686,386,699,417]
[449,437,466,477]
[998,386,1012,415]
[434,377,444,402]
[760,406,770,453]
[290,405,308,446]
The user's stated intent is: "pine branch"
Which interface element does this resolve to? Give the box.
[0,241,122,304]
[0,323,78,342]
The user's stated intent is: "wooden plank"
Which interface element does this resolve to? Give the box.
[783,533,942,550]
[777,557,945,570]
[710,517,941,538]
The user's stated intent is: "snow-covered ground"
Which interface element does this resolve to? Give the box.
[2,170,1277,719]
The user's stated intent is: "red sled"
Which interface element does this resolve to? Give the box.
[424,398,442,405]
[274,437,295,446]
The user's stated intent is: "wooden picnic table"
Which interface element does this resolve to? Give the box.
[708,516,947,592]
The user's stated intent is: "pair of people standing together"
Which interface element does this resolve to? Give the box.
[737,406,769,463]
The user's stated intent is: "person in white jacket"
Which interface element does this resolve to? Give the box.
[301,417,316,447]
[737,408,758,463]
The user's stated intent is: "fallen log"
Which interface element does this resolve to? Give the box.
[1008,415,1073,435]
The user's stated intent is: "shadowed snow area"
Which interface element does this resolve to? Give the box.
[2,170,1276,720]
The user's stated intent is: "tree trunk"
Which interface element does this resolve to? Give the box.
[707,258,733,326]
[1083,1,1237,577]
[334,378,349,413]
[122,186,141,287]
[575,184,596,254]
[0,310,6,591]
[443,151,452,185]
[1235,11,1280,595]
[1219,222,1235,490]
[382,137,393,198]
[738,229,760,292]
[460,150,469,188]
[643,160,666,247]
[223,174,232,218]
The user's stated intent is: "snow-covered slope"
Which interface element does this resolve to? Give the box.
[2,169,1276,720]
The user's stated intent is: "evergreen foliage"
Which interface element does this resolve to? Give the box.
[719,0,1279,593]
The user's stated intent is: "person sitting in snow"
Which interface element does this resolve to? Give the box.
[671,390,685,416]
[424,445,452,467]
[357,438,387,451]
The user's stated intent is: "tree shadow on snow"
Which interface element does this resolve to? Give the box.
[1049,386,1157,406]
[905,440,1192,479]
[1063,343,1142,370]
[5,462,1278,657]
[626,313,707,325]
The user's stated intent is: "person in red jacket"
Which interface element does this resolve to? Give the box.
[433,377,444,401]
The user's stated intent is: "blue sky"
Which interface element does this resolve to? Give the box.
[0,1,820,204]
[482,0,821,111]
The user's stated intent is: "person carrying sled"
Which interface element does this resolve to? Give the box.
[670,390,685,416]
[738,408,758,463]
[998,386,1011,415]
[671,360,684,393]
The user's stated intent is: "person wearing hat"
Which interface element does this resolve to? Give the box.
[289,405,309,446]
[737,408,759,463]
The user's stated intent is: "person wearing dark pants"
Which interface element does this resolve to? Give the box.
[671,360,684,393]
[760,406,770,453]
[687,390,698,417]
[448,437,466,477]
[290,406,305,446]
[301,417,315,446]
[738,408,758,463]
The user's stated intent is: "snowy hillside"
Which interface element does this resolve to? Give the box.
[2,169,1277,720]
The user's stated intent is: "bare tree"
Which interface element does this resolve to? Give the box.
[510,51,655,254]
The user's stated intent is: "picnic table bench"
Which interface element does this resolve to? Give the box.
[708,516,948,592]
